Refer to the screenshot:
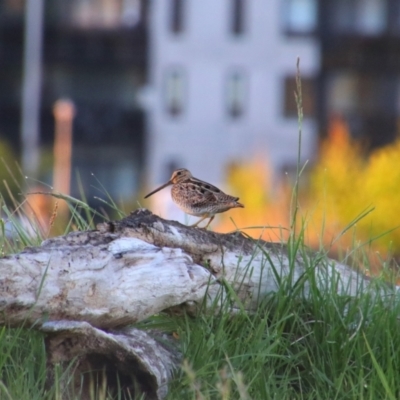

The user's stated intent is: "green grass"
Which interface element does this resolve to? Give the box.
[132,233,400,400]
[0,327,49,400]
[162,276,400,399]
[2,226,400,399]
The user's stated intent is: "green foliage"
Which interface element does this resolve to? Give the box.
[0,140,21,206]
[0,327,49,400]
[152,250,400,399]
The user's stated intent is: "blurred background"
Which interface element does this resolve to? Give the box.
[1,0,400,269]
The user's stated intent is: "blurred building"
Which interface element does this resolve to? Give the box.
[0,0,147,205]
[319,0,400,149]
[0,0,400,209]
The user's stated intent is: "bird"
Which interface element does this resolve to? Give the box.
[144,168,244,229]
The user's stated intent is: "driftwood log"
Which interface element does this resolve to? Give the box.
[0,209,397,399]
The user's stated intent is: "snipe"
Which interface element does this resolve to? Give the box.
[144,168,244,229]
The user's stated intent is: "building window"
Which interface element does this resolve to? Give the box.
[165,68,186,116]
[226,69,247,118]
[170,0,184,34]
[329,0,387,35]
[325,72,398,147]
[326,72,396,117]
[389,0,400,34]
[356,0,387,35]
[54,0,142,29]
[283,0,317,34]
[231,0,246,35]
[1,0,24,16]
[283,76,315,118]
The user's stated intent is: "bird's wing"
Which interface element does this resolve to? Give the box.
[177,179,220,207]
[189,177,224,194]
[190,178,239,202]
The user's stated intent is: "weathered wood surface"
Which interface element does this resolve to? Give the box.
[0,208,383,330]
[0,208,397,399]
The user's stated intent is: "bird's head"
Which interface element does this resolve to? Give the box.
[144,168,192,198]
[170,168,192,184]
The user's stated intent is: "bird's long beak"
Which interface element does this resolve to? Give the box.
[144,181,172,198]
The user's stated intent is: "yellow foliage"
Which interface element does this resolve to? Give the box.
[217,158,289,241]
[226,158,270,215]
[308,117,365,234]
[307,116,400,257]
[219,116,400,270]
[360,141,400,249]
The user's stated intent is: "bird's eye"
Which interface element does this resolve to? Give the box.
[177,171,182,175]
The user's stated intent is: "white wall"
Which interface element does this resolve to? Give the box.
[144,0,319,218]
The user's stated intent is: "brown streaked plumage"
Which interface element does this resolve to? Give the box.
[144,168,244,229]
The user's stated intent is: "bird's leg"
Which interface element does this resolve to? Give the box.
[190,215,215,229]
[190,215,208,228]
[204,215,215,229]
